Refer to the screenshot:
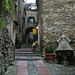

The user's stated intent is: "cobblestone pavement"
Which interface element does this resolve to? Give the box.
[5,61,19,75]
[5,45,75,75]
[5,60,75,75]
[42,61,75,75]
[27,61,38,75]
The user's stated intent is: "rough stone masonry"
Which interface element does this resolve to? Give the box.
[0,28,15,73]
[38,0,75,49]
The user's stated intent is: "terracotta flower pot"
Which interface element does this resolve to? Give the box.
[45,53,55,62]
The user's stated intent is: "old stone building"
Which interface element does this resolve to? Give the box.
[0,0,25,73]
[0,0,15,73]
[19,0,25,41]
[25,10,37,29]
[24,3,38,44]
[5,0,25,45]
[14,0,25,44]
[37,0,75,56]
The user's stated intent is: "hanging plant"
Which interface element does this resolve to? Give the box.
[0,17,5,30]
[6,0,15,20]
[15,3,18,12]
[0,0,14,20]
[0,0,15,30]
[0,0,5,12]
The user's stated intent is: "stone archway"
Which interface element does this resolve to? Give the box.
[25,27,34,44]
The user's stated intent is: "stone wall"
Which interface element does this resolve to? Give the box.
[38,0,75,49]
[0,29,15,73]
[37,0,43,50]
[19,0,25,40]
[26,10,37,29]
[5,14,16,45]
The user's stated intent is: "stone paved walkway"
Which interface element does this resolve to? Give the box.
[17,60,28,75]
[16,45,50,75]
[5,45,75,75]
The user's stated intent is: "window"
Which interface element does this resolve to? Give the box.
[27,17,35,23]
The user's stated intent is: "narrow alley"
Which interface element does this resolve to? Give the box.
[5,44,75,75]
[0,0,75,75]
[5,44,50,75]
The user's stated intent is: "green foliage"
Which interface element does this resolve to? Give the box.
[7,0,15,20]
[0,0,14,20]
[0,0,15,30]
[45,46,55,53]
[0,17,5,30]
[29,39,33,44]
[15,3,18,12]
[1,0,13,11]
[8,0,13,11]
[5,0,13,12]
[35,49,41,54]
[1,0,5,11]
[0,70,4,75]
[16,35,22,48]
[4,65,8,71]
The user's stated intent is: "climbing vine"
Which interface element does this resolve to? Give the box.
[0,17,5,30]
[0,0,13,14]
[0,0,13,13]
[0,0,14,30]
[6,0,14,19]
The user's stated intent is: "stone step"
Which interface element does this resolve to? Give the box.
[15,48,33,52]
[15,52,41,56]
[15,51,40,54]
[15,52,39,54]
[15,51,33,53]
[15,54,41,56]
[15,58,42,61]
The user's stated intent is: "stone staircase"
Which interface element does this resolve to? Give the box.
[15,46,42,61]
[15,52,41,56]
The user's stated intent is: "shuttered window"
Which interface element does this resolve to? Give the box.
[27,17,35,23]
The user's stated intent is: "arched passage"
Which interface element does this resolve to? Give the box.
[25,27,34,44]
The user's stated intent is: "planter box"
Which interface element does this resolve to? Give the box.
[45,53,55,62]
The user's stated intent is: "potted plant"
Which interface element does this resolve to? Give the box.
[45,45,55,62]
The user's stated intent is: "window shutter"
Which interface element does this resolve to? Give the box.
[27,17,30,23]
[33,17,35,23]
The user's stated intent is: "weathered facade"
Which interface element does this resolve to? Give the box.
[5,14,16,45]
[19,0,25,41]
[13,0,25,44]
[38,0,75,53]
[25,10,37,29]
